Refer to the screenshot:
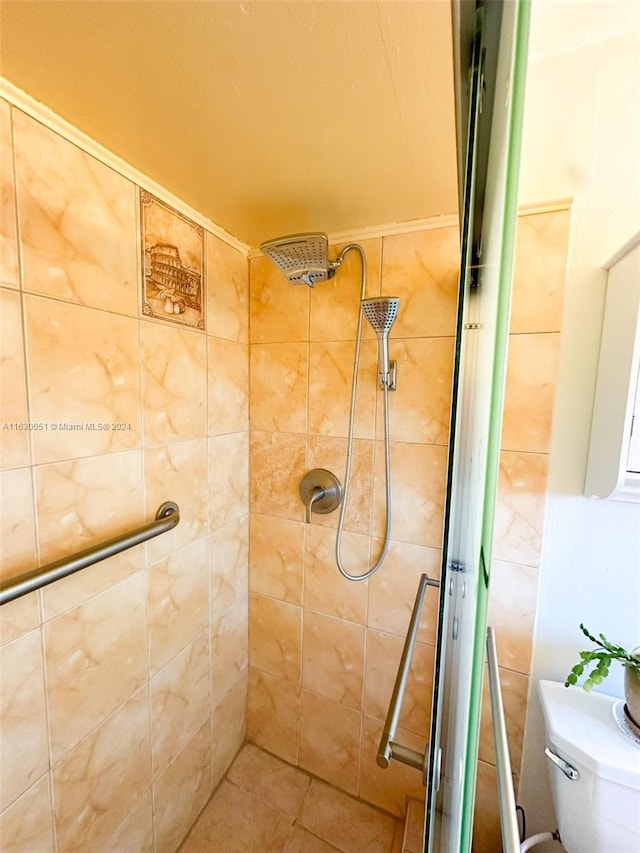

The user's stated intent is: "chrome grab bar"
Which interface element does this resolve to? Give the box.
[486,626,521,853]
[376,573,440,775]
[0,501,180,606]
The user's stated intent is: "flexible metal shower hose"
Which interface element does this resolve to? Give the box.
[334,244,392,581]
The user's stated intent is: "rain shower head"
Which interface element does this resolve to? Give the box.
[361,297,400,337]
[259,233,335,287]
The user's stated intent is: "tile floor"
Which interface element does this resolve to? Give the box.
[179,742,407,852]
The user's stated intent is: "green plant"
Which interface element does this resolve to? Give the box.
[565,623,640,691]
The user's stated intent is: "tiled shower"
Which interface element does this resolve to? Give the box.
[0,95,569,852]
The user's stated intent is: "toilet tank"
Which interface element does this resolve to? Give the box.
[538,680,640,853]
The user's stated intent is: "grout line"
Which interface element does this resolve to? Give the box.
[296,516,310,769]
[142,469,155,820]
[34,617,57,851]
[45,770,58,853]
[5,104,22,294]
[229,741,402,824]
[17,283,148,323]
[8,103,35,476]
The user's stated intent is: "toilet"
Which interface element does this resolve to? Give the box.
[538,679,640,853]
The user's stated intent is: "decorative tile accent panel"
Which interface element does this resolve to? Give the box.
[140,190,205,330]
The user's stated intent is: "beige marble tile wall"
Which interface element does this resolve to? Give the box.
[0,100,249,852]
[248,228,456,818]
[247,208,570,831]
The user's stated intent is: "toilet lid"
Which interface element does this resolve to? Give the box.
[538,680,640,788]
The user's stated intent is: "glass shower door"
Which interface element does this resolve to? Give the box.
[424,2,531,851]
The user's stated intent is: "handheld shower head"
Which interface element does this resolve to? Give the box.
[361,297,400,336]
[361,297,400,389]
[259,233,335,287]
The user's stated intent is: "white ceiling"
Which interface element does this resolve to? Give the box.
[0,1,460,246]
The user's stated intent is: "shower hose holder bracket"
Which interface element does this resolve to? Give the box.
[380,360,398,391]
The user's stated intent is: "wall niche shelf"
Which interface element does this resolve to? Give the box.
[585,231,640,502]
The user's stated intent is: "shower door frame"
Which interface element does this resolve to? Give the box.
[423,1,531,851]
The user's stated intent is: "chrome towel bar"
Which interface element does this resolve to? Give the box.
[486,626,521,853]
[0,501,180,606]
[377,572,440,776]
